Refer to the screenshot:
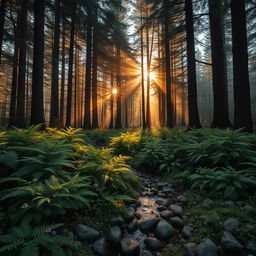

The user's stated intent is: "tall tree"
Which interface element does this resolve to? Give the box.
[115,44,122,128]
[65,2,76,127]
[185,0,201,128]
[50,0,61,127]
[31,0,46,126]
[0,0,6,63]
[231,0,253,132]
[208,0,230,128]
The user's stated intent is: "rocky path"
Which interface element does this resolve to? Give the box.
[73,172,256,256]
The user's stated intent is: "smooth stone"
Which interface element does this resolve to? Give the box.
[161,188,175,194]
[157,205,167,212]
[155,220,174,241]
[74,224,100,242]
[184,242,197,256]
[141,250,153,256]
[169,216,183,229]
[221,231,243,251]
[196,238,217,256]
[139,218,160,232]
[124,207,135,222]
[120,238,140,256]
[169,204,183,216]
[246,240,256,253]
[182,226,193,239]
[107,226,121,244]
[111,216,125,226]
[155,198,168,206]
[177,195,187,203]
[144,238,163,251]
[93,238,106,255]
[127,218,139,233]
[223,218,240,233]
[221,201,235,207]
[157,182,168,188]
[202,199,214,209]
[160,210,174,219]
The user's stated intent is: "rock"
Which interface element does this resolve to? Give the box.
[202,199,213,209]
[107,226,121,245]
[196,238,217,256]
[160,210,174,219]
[169,204,183,216]
[124,207,135,222]
[155,220,174,241]
[155,198,168,206]
[244,205,256,213]
[182,226,193,239]
[221,231,243,251]
[169,216,183,229]
[223,218,240,233]
[93,238,106,255]
[177,195,187,203]
[184,242,197,256]
[139,218,160,232]
[74,224,100,242]
[111,216,125,226]
[157,182,168,189]
[144,238,163,251]
[141,250,153,256]
[127,218,139,233]
[246,240,256,253]
[162,188,175,195]
[157,205,167,211]
[120,238,140,256]
[221,201,235,207]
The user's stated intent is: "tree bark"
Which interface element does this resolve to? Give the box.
[208,0,231,128]
[231,0,253,132]
[115,44,122,128]
[50,0,61,127]
[185,0,201,128]
[0,0,6,63]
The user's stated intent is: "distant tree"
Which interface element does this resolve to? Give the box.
[0,0,6,63]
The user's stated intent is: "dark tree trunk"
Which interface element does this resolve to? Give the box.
[115,45,122,129]
[185,0,201,129]
[9,27,19,127]
[231,0,253,132]
[92,5,98,129]
[59,12,66,128]
[84,5,92,129]
[65,3,76,127]
[50,0,61,127]
[163,0,173,128]
[16,0,28,128]
[109,71,114,129]
[0,0,6,63]
[208,0,231,128]
[31,0,46,126]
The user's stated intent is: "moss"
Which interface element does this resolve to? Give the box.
[161,245,184,256]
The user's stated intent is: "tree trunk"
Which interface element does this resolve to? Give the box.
[84,4,92,129]
[109,71,114,129]
[208,0,231,128]
[65,3,76,127]
[16,0,27,128]
[231,0,253,132]
[185,0,201,129]
[163,0,173,128]
[31,0,46,126]
[0,0,6,63]
[115,45,122,128]
[50,0,61,127]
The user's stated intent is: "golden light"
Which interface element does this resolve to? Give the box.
[112,88,118,95]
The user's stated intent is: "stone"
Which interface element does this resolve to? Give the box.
[246,240,256,253]
[202,199,213,209]
[184,242,197,256]
[169,216,183,229]
[120,238,140,256]
[157,205,167,211]
[221,231,243,251]
[155,220,174,241]
[162,188,175,194]
[107,226,121,245]
[196,238,217,256]
[124,207,135,222]
[169,204,183,216]
[110,216,125,226]
[93,238,106,255]
[182,226,193,239]
[74,224,100,242]
[160,210,174,219]
[177,195,187,203]
[155,198,168,206]
[141,250,153,256]
[144,238,163,251]
[157,182,168,189]
[221,201,235,207]
[223,218,240,233]
[139,218,160,232]
[244,205,256,213]
[127,218,139,233]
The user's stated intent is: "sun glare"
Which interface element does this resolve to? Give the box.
[112,88,118,95]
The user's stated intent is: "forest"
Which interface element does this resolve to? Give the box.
[0,0,256,256]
